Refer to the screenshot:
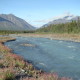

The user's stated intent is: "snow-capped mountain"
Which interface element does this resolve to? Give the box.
[42,13,80,27]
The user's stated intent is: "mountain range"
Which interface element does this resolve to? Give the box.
[42,14,80,27]
[0,14,35,31]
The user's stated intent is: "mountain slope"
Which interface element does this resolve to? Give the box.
[37,20,80,33]
[42,14,80,27]
[0,14,35,30]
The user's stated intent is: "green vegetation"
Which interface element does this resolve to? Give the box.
[36,20,80,34]
[4,70,15,80]
[0,30,35,35]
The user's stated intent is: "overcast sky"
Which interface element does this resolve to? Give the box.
[0,0,80,27]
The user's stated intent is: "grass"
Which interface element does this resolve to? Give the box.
[4,70,15,80]
[17,33,80,42]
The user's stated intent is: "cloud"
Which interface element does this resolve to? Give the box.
[32,23,44,28]
[34,12,75,23]
[34,18,53,23]
[29,12,75,27]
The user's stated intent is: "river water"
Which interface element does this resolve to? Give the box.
[5,37,80,80]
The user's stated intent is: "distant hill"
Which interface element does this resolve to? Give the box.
[42,14,80,27]
[37,18,80,33]
[0,14,35,31]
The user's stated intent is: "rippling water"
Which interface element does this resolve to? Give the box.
[5,37,80,80]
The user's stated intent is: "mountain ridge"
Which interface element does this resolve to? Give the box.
[42,14,80,27]
[0,14,35,31]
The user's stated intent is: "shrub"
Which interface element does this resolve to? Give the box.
[4,70,15,80]
[0,63,4,68]
[15,60,25,68]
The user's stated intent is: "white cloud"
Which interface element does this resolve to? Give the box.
[28,12,76,27]
[32,23,44,28]
[34,12,75,23]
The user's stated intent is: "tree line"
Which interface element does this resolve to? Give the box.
[36,19,80,34]
[0,30,35,35]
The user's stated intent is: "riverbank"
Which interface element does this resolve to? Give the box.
[15,33,80,42]
[0,37,42,80]
[0,36,72,80]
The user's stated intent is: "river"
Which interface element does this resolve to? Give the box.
[5,37,80,80]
